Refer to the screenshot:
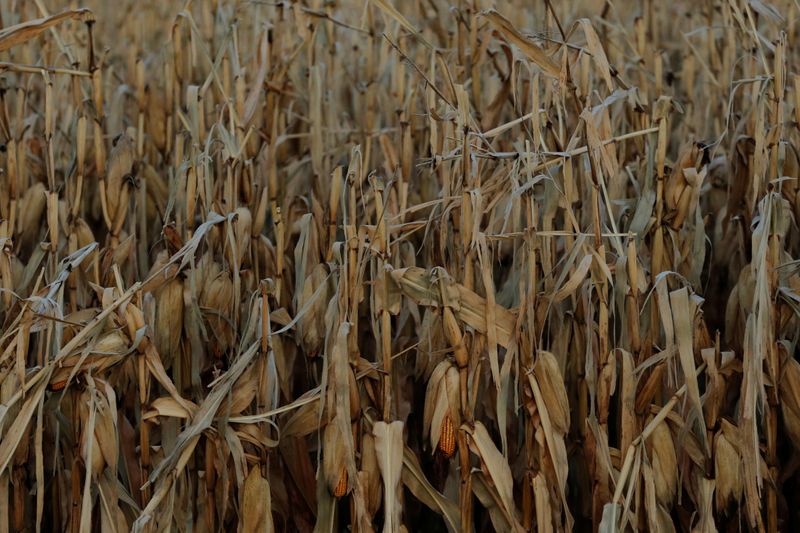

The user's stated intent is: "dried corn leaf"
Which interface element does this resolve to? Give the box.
[374,421,404,533]
[0,9,93,52]
[482,9,560,77]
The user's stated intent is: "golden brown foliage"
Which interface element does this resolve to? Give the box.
[2,0,800,531]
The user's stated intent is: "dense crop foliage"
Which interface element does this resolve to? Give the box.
[2,0,800,531]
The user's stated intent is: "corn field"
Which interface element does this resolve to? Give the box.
[3,0,800,530]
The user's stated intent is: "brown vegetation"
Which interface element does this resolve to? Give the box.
[1,0,800,531]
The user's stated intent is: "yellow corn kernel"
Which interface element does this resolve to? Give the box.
[438,414,456,458]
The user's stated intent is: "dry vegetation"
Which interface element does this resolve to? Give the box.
[3,0,800,531]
